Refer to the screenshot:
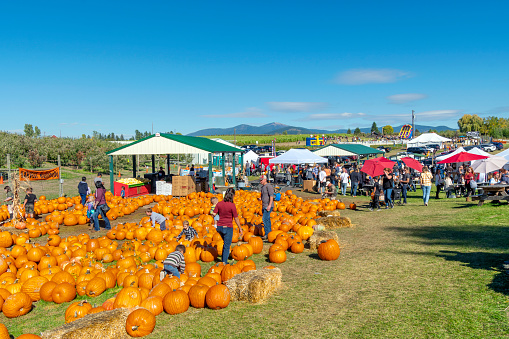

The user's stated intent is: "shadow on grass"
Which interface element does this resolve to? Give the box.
[308,253,321,260]
[437,250,509,296]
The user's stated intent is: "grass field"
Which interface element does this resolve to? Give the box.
[3,186,509,338]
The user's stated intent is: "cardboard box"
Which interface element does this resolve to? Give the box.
[303,180,316,192]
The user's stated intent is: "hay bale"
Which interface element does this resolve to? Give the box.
[317,209,341,217]
[315,216,352,229]
[306,230,339,251]
[225,268,282,303]
[41,308,131,339]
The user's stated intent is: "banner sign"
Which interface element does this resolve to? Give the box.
[19,167,60,181]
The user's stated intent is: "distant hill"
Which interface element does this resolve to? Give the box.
[188,122,456,136]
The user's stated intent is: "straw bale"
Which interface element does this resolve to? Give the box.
[225,268,282,303]
[317,209,341,217]
[41,308,131,339]
[315,216,352,229]
[306,230,339,251]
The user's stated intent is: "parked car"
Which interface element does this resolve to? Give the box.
[426,144,441,151]
[376,146,392,153]
[491,141,504,150]
[407,147,428,154]
[480,144,497,152]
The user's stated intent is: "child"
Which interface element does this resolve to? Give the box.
[120,186,126,199]
[176,220,198,241]
[145,208,167,231]
[160,245,186,279]
[23,188,37,219]
[86,196,96,230]
[210,197,219,228]
[369,176,382,211]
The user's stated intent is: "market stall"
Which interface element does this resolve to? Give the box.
[114,178,151,197]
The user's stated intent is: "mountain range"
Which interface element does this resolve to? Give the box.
[187,122,456,136]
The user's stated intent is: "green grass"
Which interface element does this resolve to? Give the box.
[4,186,509,338]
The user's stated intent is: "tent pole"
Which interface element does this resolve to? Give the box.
[232,153,236,188]
[240,153,244,175]
[222,152,226,185]
[208,153,213,193]
[132,155,136,178]
[167,154,170,176]
[151,155,155,173]
[109,155,114,195]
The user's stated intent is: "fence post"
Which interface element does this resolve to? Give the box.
[6,154,10,185]
[58,155,63,197]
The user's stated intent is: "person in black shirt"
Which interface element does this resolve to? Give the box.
[350,168,361,197]
[382,168,394,209]
[400,167,411,204]
[369,176,382,211]
[157,167,165,180]
[23,188,37,219]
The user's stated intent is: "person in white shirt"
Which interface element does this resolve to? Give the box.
[339,168,350,196]
[318,167,327,193]
[444,174,453,198]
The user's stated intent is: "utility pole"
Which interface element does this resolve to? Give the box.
[152,122,154,134]
[234,128,236,145]
[411,110,416,137]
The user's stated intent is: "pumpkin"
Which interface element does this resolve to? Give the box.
[185,262,201,278]
[349,203,356,210]
[113,287,142,309]
[87,306,106,315]
[39,281,58,302]
[140,296,164,316]
[125,308,156,337]
[52,282,76,304]
[0,231,13,248]
[65,300,92,323]
[205,283,230,310]
[296,226,314,241]
[220,264,241,282]
[317,239,340,261]
[269,250,287,263]
[149,282,171,299]
[188,284,209,308]
[84,277,106,297]
[248,237,263,254]
[163,289,189,315]
[337,202,346,210]
[230,244,249,261]
[290,241,304,254]
[16,334,42,339]
[52,271,76,286]
[0,324,9,338]
[21,276,48,301]
[2,292,32,318]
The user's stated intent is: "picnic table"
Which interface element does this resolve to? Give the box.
[472,184,509,206]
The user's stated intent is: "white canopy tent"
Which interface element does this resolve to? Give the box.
[269,149,328,164]
[468,147,490,157]
[407,133,451,147]
[496,147,509,161]
[243,150,259,164]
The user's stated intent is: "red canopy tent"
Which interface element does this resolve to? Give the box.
[437,152,488,164]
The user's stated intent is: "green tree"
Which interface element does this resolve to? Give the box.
[24,124,34,137]
[382,125,394,135]
[354,127,361,135]
[34,126,41,137]
[371,122,379,134]
[347,128,352,134]
[457,114,483,132]
[282,130,288,135]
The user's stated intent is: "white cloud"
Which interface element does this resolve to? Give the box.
[298,112,366,121]
[267,102,328,112]
[59,122,79,126]
[201,107,267,119]
[387,93,427,104]
[336,68,413,85]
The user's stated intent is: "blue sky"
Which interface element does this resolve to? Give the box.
[1,1,508,137]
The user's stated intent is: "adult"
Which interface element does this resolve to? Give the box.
[245,162,251,176]
[212,188,242,264]
[382,168,394,209]
[94,173,103,186]
[92,181,111,232]
[500,169,509,184]
[420,166,433,206]
[259,175,274,241]
[318,167,327,194]
[3,186,13,219]
[464,167,475,197]
[78,177,88,205]
[350,168,361,197]
[23,188,37,219]
[435,169,444,199]
[400,167,411,204]
[339,168,349,196]
[323,181,337,199]
[157,167,166,180]
[189,165,195,176]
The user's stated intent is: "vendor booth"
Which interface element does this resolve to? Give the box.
[106,133,243,196]
[407,133,451,148]
[312,144,384,159]
[269,149,328,165]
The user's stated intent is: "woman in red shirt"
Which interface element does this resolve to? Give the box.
[212,188,243,264]
[464,166,475,197]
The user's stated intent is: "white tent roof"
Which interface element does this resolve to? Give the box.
[269,149,328,164]
[243,150,259,163]
[210,138,244,150]
[467,147,490,157]
[496,147,509,160]
[435,147,465,162]
[407,133,451,147]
